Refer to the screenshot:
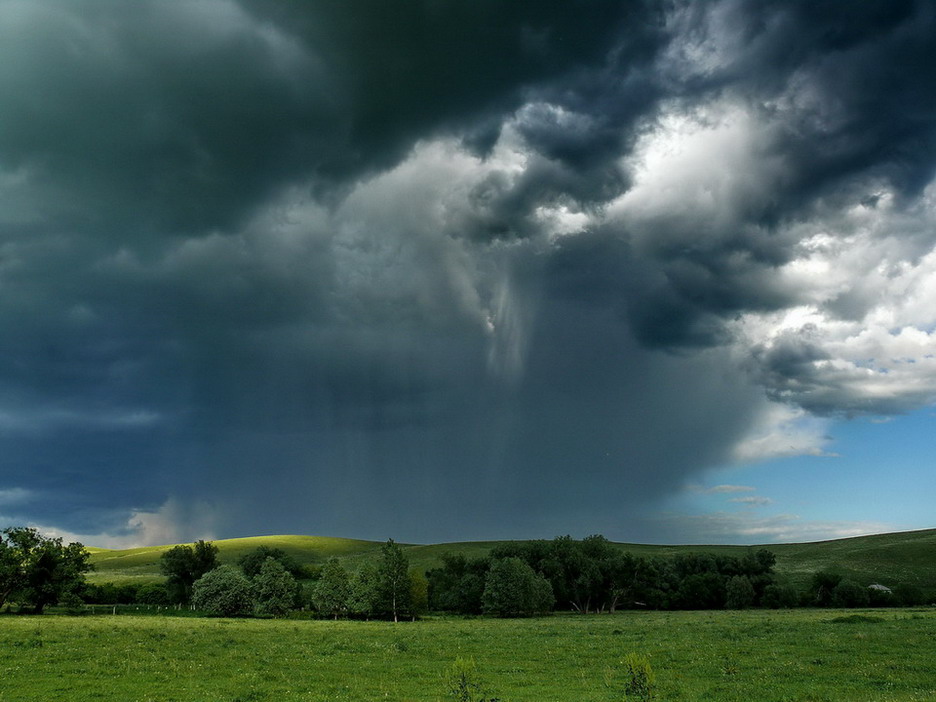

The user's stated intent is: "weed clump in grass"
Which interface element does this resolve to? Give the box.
[622,652,655,699]
[444,657,500,702]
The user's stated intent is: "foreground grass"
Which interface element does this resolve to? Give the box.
[2,609,935,701]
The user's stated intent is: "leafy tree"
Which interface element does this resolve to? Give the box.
[313,558,351,619]
[159,540,219,603]
[238,546,305,579]
[482,557,554,617]
[866,584,895,607]
[725,575,755,609]
[427,553,488,614]
[348,563,380,618]
[0,527,92,613]
[192,565,254,616]
[377,539,411,622]
[674,572,725,610]
[809,571,843,607]
[409,569,429,617]
[894,582,924,607]
[761,583,799,609]
[253,557,299,617]
[831,579,869,608]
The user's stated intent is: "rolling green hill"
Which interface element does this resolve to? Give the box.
[86,528,936,591]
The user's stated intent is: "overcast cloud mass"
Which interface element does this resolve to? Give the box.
[1,0,935,547]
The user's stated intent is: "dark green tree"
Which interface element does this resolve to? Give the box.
[809,571,843,607]
[0,527,92,613]
[348,562,380,618]
[253,557,299,617]
[674,572,725,610]
[725,575,755,609]
[761,583,799,609]
[409,569,429,617]
[482,557,554,617]
[313,558,350,619]
[137,582,171,606]
[191,565,254,616]
[238,546,305,579]
[426,552,488,614]
[831,579,870,608]
[159,540,219,603]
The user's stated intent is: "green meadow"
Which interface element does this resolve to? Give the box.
[2,608,935,701]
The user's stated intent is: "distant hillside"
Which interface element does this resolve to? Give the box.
[86,528,936,591]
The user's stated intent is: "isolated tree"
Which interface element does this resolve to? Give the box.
[160,540,219,603]
[482,557,554,617]
[0,527,92,613]
[313,558,350,619]
[253,557,299,617]
[377,539,411,622]
[192,565,254,616]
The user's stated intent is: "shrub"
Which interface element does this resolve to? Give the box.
[444,657,499,702]
[622,652,655,699]
[192,565,254,616]
[137,582,171,606]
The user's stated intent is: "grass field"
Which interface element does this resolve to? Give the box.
[86,529,936,594]
[1,608,934,701]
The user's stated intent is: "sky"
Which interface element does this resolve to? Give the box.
[1,0,935,548]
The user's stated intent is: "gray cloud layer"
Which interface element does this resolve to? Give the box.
[1,0,935,545]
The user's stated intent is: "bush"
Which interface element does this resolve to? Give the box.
[192,565,254,616]
[444,657,499,702]
[137,583,171,606]
[622,652,655,699]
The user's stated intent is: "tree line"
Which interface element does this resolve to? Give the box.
[2,527,929,616]
[427,535,784,614]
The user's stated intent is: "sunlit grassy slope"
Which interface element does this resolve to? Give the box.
[87,528,936,590]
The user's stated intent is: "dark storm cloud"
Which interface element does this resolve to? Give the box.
[2,0,936,544]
